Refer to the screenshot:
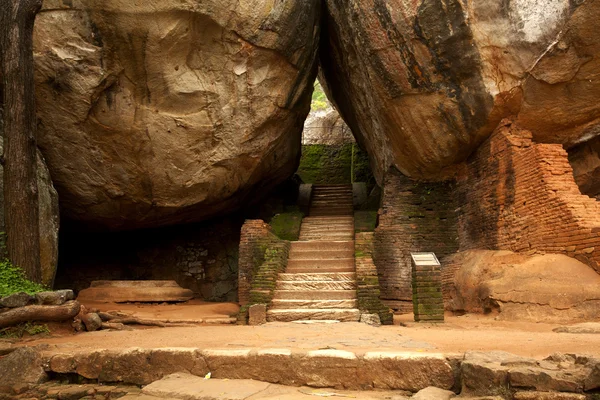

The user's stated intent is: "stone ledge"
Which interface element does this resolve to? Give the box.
[43,347,456,391]
[42,348,600,396]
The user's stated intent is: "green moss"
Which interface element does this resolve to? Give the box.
[0,258,46,297]
[354,210,378,232]
[297,144,353,184]
[352,146,376,192]
[0,322,50,338]
[269,211,303,241]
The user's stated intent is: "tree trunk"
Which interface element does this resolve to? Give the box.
[0,300,80,328]
[0,0,43,282]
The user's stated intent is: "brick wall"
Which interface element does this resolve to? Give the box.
[237,219,290,323]
[373,169,458,312]
[457,119,600,273]
[355,232,393,324]
[238,220,274,306]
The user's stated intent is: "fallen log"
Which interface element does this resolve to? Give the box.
[0,300,80,328]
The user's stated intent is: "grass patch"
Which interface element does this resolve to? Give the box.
[0,322,50,339]
[270,210,304,241]
[0,258,46,298]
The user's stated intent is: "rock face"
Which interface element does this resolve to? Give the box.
[0,347,47,388]
[0,140,59,287]
[320,0,600,180]
[443,250,600,323]
[568,135,600,200]
[302,109,353,145]
[33,0,321,230]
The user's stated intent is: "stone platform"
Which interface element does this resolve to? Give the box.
[13,315,600,398]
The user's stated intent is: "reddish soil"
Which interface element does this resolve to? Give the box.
[20,304,600,359]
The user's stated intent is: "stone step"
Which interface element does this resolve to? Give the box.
[266,308,360,322]
[298,233,354,240]
[300,220,354,226]
[273,289,357,300]
[276,280,356,291]
[312,189,353,193]
[285,267,356,273]
[311,200,353,204]
[270,299,358,309]
[309,209,354,215]
[287,250,353,260]
[311,196,352,200]
[302,216,354,221]
[290,241,353,251]
[287,259,354,269]
[299,226,354,231]
[300,226,354,232]
[299,230,353,236]
[278,272,356,281]
[298,234,354,241]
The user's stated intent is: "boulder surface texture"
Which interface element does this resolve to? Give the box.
[33,0,320,230]
[445,250,600,323]
[320,0,600,181]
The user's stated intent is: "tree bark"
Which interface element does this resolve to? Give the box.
[0,300,80,328]
[0,0,43,282]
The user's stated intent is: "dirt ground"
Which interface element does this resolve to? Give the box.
[17,301,600,359]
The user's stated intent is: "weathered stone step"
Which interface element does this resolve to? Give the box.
[290,241,353,251]
[266,308,360,322]
[312,186,352,194]
[276,280,356,291]
[287,250,353,260]
[298,235,354,241]
[298,234,354,241]
[311,196,353,201]
[278,272,356,281]
[300,221,354,226]
[308,210,354,215]
[270,299,358,309]
[300,226,354,232]
[287,259,354,269]
[302,216,354,221]
[311,197,353,206]
[299,226,354,232]
[312,189,352,193]
[273,289,357,300]
[300,228,354,236]
[285,267,356,273]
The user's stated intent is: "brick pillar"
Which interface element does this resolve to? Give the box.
[238,220,272,306]
[411,253,444,322]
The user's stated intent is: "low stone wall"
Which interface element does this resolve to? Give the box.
[373,169,458,312]
[457,120,600,273]
[354,232,392,325]
[237,219,290,323]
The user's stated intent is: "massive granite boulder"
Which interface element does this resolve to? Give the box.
[33,0,320,230]
[444,250,600,323]
[321,0,600,181]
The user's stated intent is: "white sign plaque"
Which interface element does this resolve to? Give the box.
[410,252,440,266]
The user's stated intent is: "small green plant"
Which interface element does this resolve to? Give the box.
[0,322,50,338]
[0,258,46,297]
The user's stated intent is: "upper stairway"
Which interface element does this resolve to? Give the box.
[267,185,360,322]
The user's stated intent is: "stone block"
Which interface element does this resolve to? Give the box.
[0,292,33,308]
[359,313,381,326]
[248,304,267,325]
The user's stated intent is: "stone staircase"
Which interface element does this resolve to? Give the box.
[267,185,360,322]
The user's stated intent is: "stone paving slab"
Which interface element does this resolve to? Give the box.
[43,347,457,390]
